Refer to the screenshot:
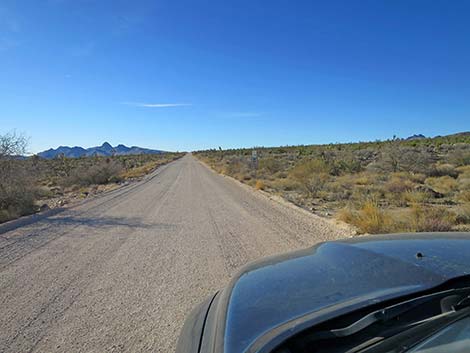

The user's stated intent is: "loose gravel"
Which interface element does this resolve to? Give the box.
[0,154,353,353]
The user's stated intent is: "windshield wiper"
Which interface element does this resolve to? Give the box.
[361,303,470,353]
[294,287,470,352]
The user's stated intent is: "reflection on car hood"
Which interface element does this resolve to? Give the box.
[220,233,470,353]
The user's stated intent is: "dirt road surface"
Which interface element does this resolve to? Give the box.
[0,154,352,353]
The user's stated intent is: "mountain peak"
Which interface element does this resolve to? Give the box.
[101,142,113,149]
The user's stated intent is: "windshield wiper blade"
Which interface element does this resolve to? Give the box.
[301,287,470,343]
[361,305,470,353]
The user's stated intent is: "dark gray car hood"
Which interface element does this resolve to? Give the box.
[205,233,470,353]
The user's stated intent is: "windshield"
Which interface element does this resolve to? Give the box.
[408,316,470,353]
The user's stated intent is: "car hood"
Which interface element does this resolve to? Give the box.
[206,232,470,353]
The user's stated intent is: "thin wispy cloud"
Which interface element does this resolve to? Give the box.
[122,102,192,108]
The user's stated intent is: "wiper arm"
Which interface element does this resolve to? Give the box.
[361,303,470,353]
[302,287,470,343]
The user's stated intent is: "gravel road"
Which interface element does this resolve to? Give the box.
[0,154,352,353]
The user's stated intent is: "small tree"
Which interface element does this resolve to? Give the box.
[0,131,27,158]
[0,132,36,222]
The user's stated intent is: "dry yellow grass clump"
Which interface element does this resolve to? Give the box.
[255,180,265,190]
[338,202,458,234]
[338,202,392,234]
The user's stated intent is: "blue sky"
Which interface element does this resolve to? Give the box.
[1,0,469,153]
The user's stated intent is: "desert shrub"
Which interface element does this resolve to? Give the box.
[270,178,299,191]
[456,203,470,224]
[289,159,330,197]
[336,201,392,234]
[354,148,377,165]
[326,189,352,202]
[409,204,456,232]
[336,208,356,224]
[427,164,458,178]
[290,158,330,176]
[458,190,470,203]
[224,157,249,176]
[258,157,284,175]
[329,157,362,175]
[233,171,251,181]
[384,176,415,194]
[383,171,424,183]
[323,179,353,201]
[327,178,353,193]
[371,145,435,174]
[97,154,181,180]
[319,149,363,175]
[0,172,37,223]
[384,193,406,207]
[448,147,470,166]
[382,174,418,206]
[457,172,470,191]
[425,176,459,195]
[35,186,54,199]
[350,183,385,205]
[403,190,431,204]
[353,175,371,185]
[459,177,470,189]
[408,173,427,184]
[306,173,329,197]
[292,172,329,197]
[64,159,123,186]
[456,165,470,176]
[339,203,457,233]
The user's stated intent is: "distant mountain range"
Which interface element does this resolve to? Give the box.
[38,142,165,159]
[405,134,427,140]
